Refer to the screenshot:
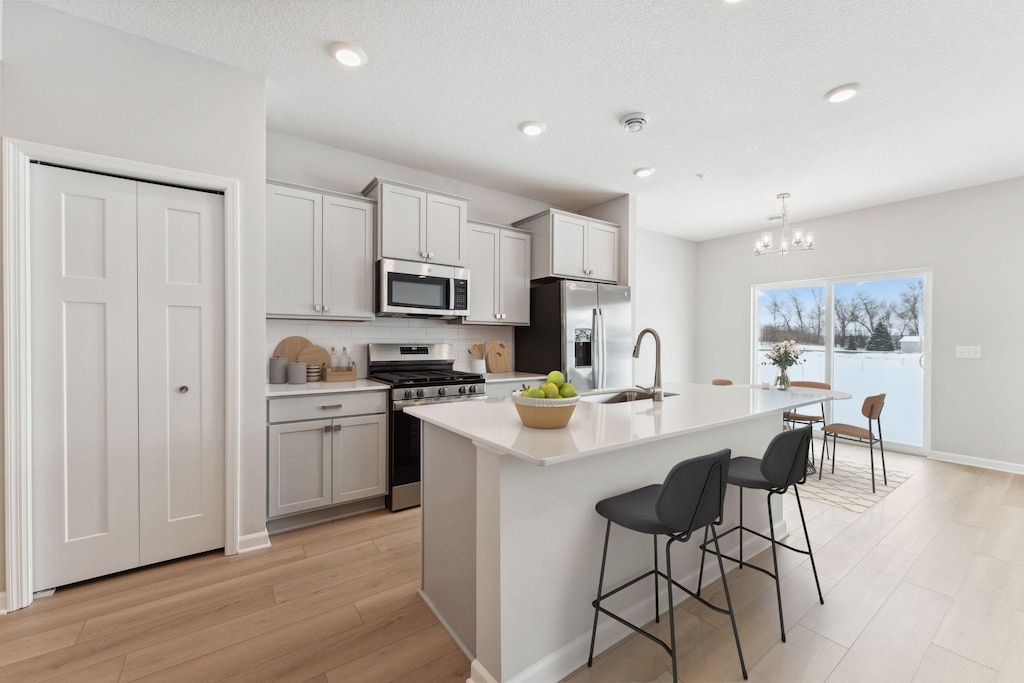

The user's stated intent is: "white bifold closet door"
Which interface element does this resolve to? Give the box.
[30,164,225,590]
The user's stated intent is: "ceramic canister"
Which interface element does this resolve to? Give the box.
[269,356,288,384]
[287,362,308,384]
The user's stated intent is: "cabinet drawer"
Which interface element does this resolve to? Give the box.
[268,391,387,423]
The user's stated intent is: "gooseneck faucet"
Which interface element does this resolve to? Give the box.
[632,328,663,401]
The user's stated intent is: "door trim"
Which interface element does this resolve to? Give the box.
[3,138,244,612]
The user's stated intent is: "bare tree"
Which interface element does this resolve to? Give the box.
[834,296,858,349]
[897,281,923,336]
[854,291,880,335]
[767,293,793,333]
[808,288,825,345]
[788,290,807,339]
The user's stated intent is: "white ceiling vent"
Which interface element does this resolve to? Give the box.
[619,113,649,133]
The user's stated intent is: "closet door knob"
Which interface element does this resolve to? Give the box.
[178,386,189,393]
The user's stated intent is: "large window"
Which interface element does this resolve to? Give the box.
[754,272,929,449]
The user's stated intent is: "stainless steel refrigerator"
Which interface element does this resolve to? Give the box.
[514,280,633,391]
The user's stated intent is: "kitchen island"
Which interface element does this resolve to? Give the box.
[407,383,849,683]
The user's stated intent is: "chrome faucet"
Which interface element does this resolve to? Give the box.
[632,328,663,401]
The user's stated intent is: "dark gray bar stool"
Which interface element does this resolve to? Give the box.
[587,449,748,682]
[700,426,823,643]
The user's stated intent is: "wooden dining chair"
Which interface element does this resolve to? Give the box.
[712,379,733,386]
[784,381,830,465]
[819,393,887,493]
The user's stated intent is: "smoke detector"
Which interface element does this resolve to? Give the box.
[619,113,649,133]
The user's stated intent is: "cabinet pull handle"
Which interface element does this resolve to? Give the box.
[321,404,343,410]
[323,425,332,433]
[334,425,342,432]
[178,385,189,393]
[428,252,435,258]
[323,306,331,313]
[314,303,322,312]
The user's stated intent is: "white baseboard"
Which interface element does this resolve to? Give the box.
[506,519,785,683]
[468,658,499,683]
[0,592,6,616]
[926,449,1024,475]
[419,588,475,662]
[236,529,272,554]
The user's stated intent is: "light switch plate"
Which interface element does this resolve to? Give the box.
[955,346,982,359]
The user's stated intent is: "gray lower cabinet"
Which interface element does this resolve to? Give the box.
[267,394,387,518]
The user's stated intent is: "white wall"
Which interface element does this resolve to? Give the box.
[634,229,698,385]
[0,0,269,572]
[696,177,1024,466]
[268,130,550,225]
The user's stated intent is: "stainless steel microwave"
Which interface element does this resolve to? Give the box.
[377,258,469,318]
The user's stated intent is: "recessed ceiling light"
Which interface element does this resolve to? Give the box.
[519,121,546,136]
[329,42,367,67]
[825,83,859,103]
[633,167,655,178]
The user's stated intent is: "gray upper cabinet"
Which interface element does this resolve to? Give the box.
[466,221,531,325]
[363,178,469,267]
[514,209,620,284]
[266,182,374,320]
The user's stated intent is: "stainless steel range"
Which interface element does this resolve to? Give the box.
[368,343,486,511]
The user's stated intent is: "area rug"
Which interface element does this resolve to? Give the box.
[799,458,909,514]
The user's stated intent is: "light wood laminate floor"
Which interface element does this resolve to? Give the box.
[567,443,1023,682]
[2,444,1018,682]
[0,506,469,682]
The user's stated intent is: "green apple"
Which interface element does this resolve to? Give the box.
[546,370,565,387]
[559,383,576,398]
[541,382,560,398]
[527,387,546,399]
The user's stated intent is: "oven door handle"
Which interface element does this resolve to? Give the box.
[393,395,488,411]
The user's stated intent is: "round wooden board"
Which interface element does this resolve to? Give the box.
[273,336,312,362]
[296,345,331,371]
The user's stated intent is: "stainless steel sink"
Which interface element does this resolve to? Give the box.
[581,389,679,404]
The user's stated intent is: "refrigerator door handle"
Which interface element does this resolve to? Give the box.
[592,308,602,390]
[599,308,608,387]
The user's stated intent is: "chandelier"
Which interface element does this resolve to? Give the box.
[754,193,814,256]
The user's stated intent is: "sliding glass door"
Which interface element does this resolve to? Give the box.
[754,271,929,449]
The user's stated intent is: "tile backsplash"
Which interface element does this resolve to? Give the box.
[266,318,515,380]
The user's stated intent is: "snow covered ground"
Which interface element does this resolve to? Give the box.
[756,347,924,447]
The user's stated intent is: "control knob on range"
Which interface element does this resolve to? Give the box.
[459,386,467,394]
[469,385,478,394]
[438,387,447,396]
[404,389,413,399]
[416,389,425,398]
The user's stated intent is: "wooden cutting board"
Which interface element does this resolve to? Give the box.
[273,335,312,362]
[485,340,511,373]
[296,345,331,371]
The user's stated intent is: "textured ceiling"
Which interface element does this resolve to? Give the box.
[32,0,1024,240]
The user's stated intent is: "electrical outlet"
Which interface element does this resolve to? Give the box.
[955,346,982,359]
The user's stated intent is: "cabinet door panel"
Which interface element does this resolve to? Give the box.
[323,196,374,319]
[267,185,322,316]
[137,183,225,565]
[30,164,141,590]
[500,230,531,325]
[333,414,387,504]
[551,214,588,278]
[587,222,619,283]
[466,224,499,323]
[380,184,427,262]
[269,421,333,517]
[425,194,467,267]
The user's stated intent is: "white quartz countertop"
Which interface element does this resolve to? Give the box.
[406,382,852,466]
[484,372,548,383]
[266,379,388,397]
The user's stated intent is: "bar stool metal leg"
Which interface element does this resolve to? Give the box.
[739,490,744,568]
[697,526,709,597]
[653,535,660,624]
[665,539,679,683]
[588,520,611,666]
[795,486,824,604]
[766,494,786,642]
[711,524,747,679]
